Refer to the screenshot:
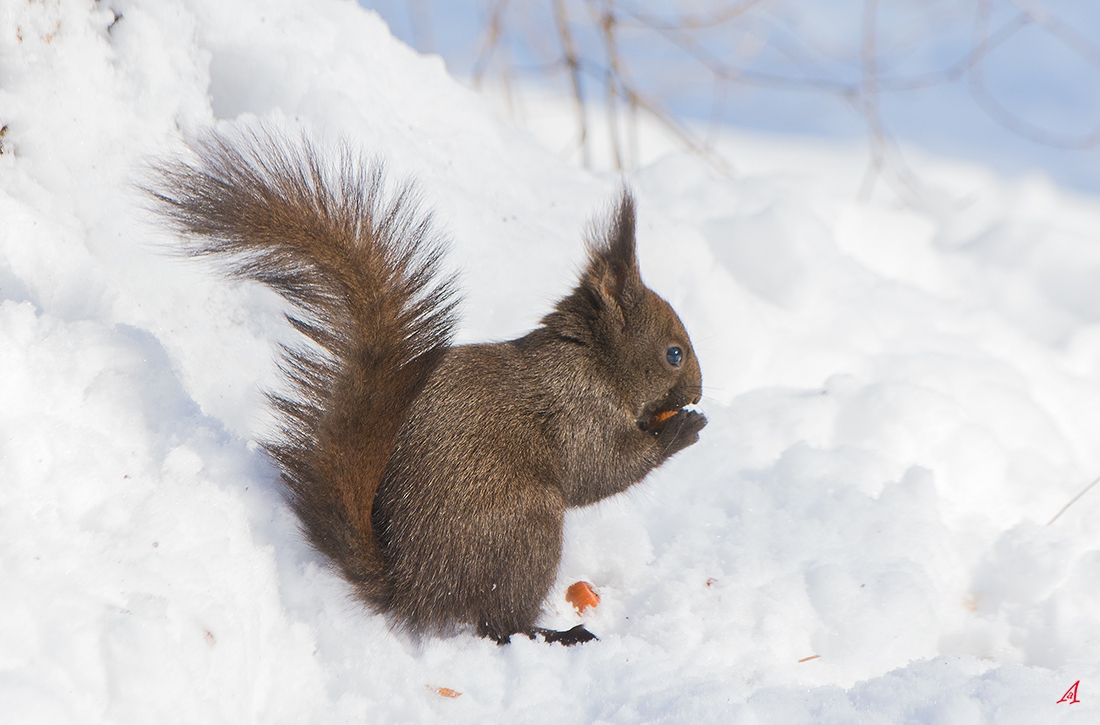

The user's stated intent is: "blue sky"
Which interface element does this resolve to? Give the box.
[362,1,1100,194]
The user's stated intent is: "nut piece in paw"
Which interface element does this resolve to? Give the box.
[654,409,707,456]
[648,409,680,430]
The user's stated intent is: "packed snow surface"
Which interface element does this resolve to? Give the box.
[2,1,1100,722]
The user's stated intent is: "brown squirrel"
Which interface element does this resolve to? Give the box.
[150,127,706,645]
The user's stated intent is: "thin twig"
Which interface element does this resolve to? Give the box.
[554,0,591,168]
[1047,473,1100,525]
[613,79,733,175]
[462,0,1096,205]
[472,0,509,90]
[854,0,923,206]
[621,0,767,31]
[599,2,625,170]
[636,17,858,96]
[858,0,883,200]
[878,12,1030,92]
[971,0,1100,149]
[407,0,437,55]
[1009,0,1100,68]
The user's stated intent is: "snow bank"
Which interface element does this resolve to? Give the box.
[2,0,1099,722]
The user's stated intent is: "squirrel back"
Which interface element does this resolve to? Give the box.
[151,126,705,644]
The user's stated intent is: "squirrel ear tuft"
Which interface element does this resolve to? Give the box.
[584,189,643,309]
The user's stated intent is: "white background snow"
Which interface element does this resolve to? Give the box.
[2,0,1100,722]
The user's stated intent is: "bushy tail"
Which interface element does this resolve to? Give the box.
[148,126,458,604]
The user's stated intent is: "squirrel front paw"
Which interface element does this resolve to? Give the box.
[652,409,707,457]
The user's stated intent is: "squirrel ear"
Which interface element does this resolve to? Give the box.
[584,189,643,309]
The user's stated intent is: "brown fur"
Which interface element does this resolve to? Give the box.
[149,126,705,644]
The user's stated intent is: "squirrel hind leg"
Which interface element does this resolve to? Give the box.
[530,625,599,646]
[477,622,597,646]
[491,625,597,647]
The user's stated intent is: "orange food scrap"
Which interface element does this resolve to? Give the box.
[648,409,678,429]
[433,687,462,699]
[565,581,600,613]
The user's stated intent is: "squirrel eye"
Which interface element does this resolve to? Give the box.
[666,346,683,367]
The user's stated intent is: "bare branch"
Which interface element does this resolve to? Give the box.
[553,0,591,168]
[970,0,1100,149]
[620,0,768,31]
[443,0,1098,205]
[1048,473,1100,525]
[598,1,624,170]
[858,0,884,200]
[407,0,437,55]
[1009,0,1100,69]
[472,1,509,90]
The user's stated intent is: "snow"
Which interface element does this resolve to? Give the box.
[2,0,1100,722]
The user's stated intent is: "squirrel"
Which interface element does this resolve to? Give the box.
[149,126,706,645]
